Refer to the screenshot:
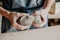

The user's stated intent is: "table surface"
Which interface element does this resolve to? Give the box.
[0,25,60,40]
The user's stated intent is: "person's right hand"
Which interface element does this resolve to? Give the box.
[9,12,30,31]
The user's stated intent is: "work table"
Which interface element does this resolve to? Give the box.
[0,25,60,40]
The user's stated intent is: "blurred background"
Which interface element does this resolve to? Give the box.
[0,0,60,33]
[48,0,60,26]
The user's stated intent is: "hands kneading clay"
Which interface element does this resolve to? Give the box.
[0,7,42,31]
[0,7,42,30]
[16,14,42,28]
[17,15,35,26]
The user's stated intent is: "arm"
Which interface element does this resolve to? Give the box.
[0,7,31,31]
[0,7,30,31]
[0,7,11,19]
[0,7,14,25]
[32,0,55,28]
[40,0,55,27]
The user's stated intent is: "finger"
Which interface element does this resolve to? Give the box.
[13,22,23,31]
[17,13,29,18]
[14,22,28,31]
[32,22,40,28]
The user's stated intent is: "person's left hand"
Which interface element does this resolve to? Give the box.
[32,21,45,29]
[32,12,44,28]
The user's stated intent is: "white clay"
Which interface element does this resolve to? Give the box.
[17,14,41,29]
[20,15,35,26]
[34,14,41,25]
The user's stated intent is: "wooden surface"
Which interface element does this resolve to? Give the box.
[0,26,60,40]
[48,14,60,19]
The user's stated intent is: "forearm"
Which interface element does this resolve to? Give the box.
[37,0,55,27]
[41,0,55,24]
[43,0,55,13]
[0,7,14,25]
[0,7,11,19]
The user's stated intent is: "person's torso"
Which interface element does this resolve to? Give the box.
[2,0,45,13]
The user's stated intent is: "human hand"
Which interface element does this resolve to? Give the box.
[32,12,44,28]
[9,12,30,31]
